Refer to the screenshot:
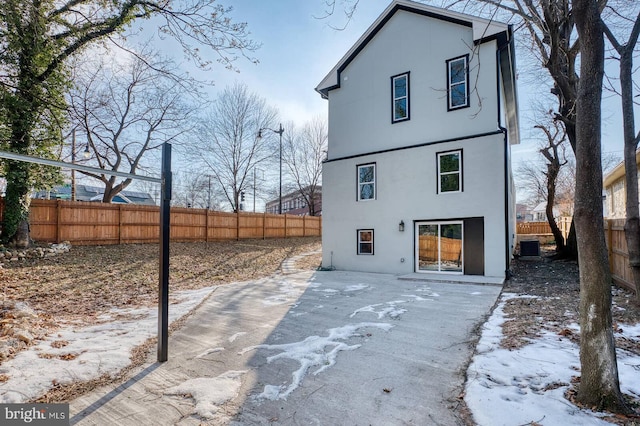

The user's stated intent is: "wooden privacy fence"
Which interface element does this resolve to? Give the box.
[0,199,320,245]
[605,219,636,293]
[516,217,572,241]
[518,218,635,294]
[418,234,462,263]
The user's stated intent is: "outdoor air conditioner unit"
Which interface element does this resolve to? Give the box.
[520,240,540,257]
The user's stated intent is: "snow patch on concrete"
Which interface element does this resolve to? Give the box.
[165,370,247,421]
[240,322,393,400]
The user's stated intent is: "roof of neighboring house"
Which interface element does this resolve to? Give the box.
[603,149,640,188]
[532,202,560,218]
[314,0,520,145]
[34,185,156,205]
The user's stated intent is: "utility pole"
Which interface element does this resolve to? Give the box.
[207,175,211,210]
[71,128,76,201]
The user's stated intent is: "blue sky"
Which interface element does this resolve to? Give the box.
[207,1,626,165]
[213,1,392,125]
[129,0,628,204]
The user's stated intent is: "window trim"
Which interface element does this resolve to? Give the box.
[446,55,470,111]
[357,162,376,201]
[437,149,463,194]
[391,72,410,123]
[357,229,374,255]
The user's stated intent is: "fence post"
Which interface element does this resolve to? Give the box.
[205,209,209,243]
[284,214,287,238]
[236,210,240,241]
[607,219,613,270]
[118,204,123,245]
[262,211,266,240]
[303,215,306,237]
[56,200,62,243]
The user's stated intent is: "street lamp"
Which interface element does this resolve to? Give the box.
[258,123,284,214]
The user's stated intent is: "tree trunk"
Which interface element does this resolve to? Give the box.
[3,161,31,248]
[573,0,628,412]
[545,162,565,252]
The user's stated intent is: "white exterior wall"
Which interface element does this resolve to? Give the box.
[327,10,500,160]
[320,5,516,278]
[321,133,508,277]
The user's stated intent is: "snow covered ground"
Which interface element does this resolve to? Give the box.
[466,293,640,425]
[0,286,215,403]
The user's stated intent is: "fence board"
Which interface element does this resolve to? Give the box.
[605,219,635,293]
[0,198,320,245]
[517,218,571,243]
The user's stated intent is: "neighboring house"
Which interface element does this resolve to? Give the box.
[531,202,554,222]
[33,184,156,205]
[315,0,519,279]
[603,150,640,219]
[516,203,533,222]
[265,186,322,216]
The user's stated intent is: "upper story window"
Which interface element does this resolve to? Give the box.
[391,72,410,123]
[357,163,376,201]
[446,55,469,110]
[437,150,462,193]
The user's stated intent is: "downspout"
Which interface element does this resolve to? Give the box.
[496,31,512,280]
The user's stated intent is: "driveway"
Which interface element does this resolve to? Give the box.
[70,256,502,425]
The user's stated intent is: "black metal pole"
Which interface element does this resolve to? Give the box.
[278,123,283,215]
[158,142,172,362]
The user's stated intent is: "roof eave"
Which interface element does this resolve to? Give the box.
[315,0,510,97]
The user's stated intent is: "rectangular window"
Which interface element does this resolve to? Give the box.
[446,56,469,110]
[357,163,376,201]
[357,229,374,255]
[438,150,462,193]
[391,72,410,122]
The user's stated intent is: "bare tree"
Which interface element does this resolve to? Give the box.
[533,119,569,252]
[171,171,222,210]
[282,117,327,216]
[195,83,278,212]
[0,0,259,246]
[69,51,197,202]
[602,10,640,303]
[573,0,628,413]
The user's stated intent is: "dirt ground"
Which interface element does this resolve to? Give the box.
[0,238,322,364]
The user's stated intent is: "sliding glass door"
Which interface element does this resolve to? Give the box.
[416,221,463,273]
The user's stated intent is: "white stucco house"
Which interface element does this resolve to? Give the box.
[315,0,519,280]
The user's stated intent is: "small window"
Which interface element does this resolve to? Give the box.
[357,229,374,255]
[357,163,376,201]
[391,72,410,123]
[438,150,462,193]
[446,56,469,110]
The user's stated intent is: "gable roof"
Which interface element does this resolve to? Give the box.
[316,0,511,97]
[314,0,520,144]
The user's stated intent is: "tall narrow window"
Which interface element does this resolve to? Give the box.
[357,163,376,201]
[438,150,462,193]
[446,56,469,110]
[391,72,410,123]
[357,229,374,255]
